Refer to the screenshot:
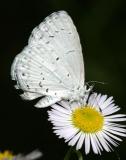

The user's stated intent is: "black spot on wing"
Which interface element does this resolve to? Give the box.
[56,57,59,61]
[55,30,59,33]
[59,80,62,83]
[40,36,43,39]
[39,82,43,87]
[46,41,50,44]
[22,73,25,76]
[49,35,54,38]
[67,73,70,77]
[46,88,49,92]
[27,85,30,89]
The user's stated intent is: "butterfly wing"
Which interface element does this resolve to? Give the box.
[11,11,84,107]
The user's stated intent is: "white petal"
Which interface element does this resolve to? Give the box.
[105,123,126,128]
[95,94,102,104]
[103,130,122,142]
[48,112,70,120]
[65,128,79,140]
[57,127,78,138]
[101,96,113,109]
[58,100,71,109]
[53,124,73,130]
[49,120,71,126]
[68,131,82,146]
[76,132,85,150]
[105,114,126,118]
[93,94,101,105]
[93,134,103,154]
[105,117,126,122]
[101,132,118,147]
[65,129,80,142]
[98,95,107,106]
[90,134,99,154]
[104,128,126,137]
[96,132,110,152]
[49,109,70,118]
[85,134,90,154]
[104,125,126,133]
[51,104,70,114]
[102,106,120,116]
[48,115,70,122]
[88,93,97,106]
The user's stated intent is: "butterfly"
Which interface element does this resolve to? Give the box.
[11,11,91,108]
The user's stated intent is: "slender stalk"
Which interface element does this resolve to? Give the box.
[64,147,83,160]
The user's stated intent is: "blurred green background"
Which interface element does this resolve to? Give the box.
[0,0,126,159]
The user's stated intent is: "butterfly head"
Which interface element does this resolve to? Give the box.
[70,85,93,104]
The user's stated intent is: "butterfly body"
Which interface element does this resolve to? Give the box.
[11,11,90,108]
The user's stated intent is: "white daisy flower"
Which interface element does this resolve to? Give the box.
[0,150,42,160]
[48,93,126,155]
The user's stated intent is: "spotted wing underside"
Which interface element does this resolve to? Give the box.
[11,11,84,107]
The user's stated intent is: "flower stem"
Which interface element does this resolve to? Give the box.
[64,147,83,160]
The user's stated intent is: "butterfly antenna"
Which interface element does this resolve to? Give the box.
[87,81,107,85]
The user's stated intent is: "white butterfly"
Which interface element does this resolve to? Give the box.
[11,11,91,108]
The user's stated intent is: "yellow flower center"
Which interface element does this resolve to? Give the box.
[72,106,104,133]
[0,151,14,160]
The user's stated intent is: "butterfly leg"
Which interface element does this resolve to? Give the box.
[34,96,61,108]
